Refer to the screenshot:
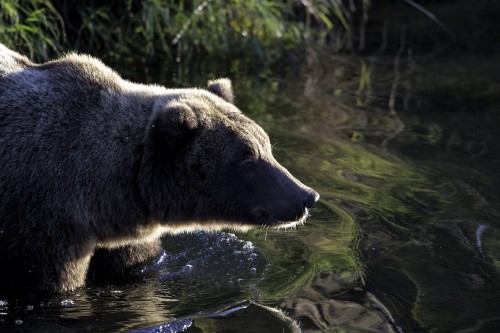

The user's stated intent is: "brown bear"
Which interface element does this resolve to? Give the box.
[0,44,319,295]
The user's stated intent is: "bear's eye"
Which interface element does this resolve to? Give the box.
[240,158,257,170]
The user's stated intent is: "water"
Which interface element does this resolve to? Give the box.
[257,53,500,332]
[2,12,500,333]
[1,59,499,332]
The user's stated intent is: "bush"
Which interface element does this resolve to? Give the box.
[0,0,359,65]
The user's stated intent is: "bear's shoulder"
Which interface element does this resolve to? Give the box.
[46,53,170,96]
[0,45,122,93]
[40,52,123,90]
[0,43,34,76]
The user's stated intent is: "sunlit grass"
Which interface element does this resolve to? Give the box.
[0,0,64,60]
[0,0,361,65]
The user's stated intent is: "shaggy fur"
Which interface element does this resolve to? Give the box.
[0,44,319,294]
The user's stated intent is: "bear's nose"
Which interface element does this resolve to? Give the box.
[303,190,320,209]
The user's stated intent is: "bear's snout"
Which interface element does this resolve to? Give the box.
[250,187,319,227]
[243,161,320,227]
[303,190,320,209]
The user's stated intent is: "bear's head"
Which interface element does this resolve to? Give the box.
[139,79,319,231]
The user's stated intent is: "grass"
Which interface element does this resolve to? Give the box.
[0,0,64,59]
[0,0,363,66]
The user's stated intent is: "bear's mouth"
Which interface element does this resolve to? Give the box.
[251,207,310,229]
[272,208,310,230]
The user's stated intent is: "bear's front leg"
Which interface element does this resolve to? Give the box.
[0,239,95,295]
[57,249,95,293]
[87,239,162,283]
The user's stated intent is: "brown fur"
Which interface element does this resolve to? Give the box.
[0,44,319,294]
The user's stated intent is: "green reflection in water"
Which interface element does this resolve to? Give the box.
[237,116,430,330]
[228,53,500,332]
[247,201,361,301]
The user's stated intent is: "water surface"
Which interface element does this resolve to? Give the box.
[2,47,500,333]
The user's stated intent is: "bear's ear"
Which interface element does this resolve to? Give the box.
[207,78,234,104]
[146,102,198,154]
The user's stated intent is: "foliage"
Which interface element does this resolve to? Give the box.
[0,0,64,59]
[0,0,366,65]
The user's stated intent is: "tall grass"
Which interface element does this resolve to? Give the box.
[0,0,366,65]
[0,0,64,60]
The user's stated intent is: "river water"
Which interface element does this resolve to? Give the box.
[2,24,500,333]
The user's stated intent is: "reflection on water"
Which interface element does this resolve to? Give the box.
[248,50,500,332]
[3,33,500,333]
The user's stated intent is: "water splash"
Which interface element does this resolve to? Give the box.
[60,299,75,306]
[129,319,192,333]
[141,231,268,295]
[476,224,490,256]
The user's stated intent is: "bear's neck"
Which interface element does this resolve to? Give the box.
[88,82,171,239]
